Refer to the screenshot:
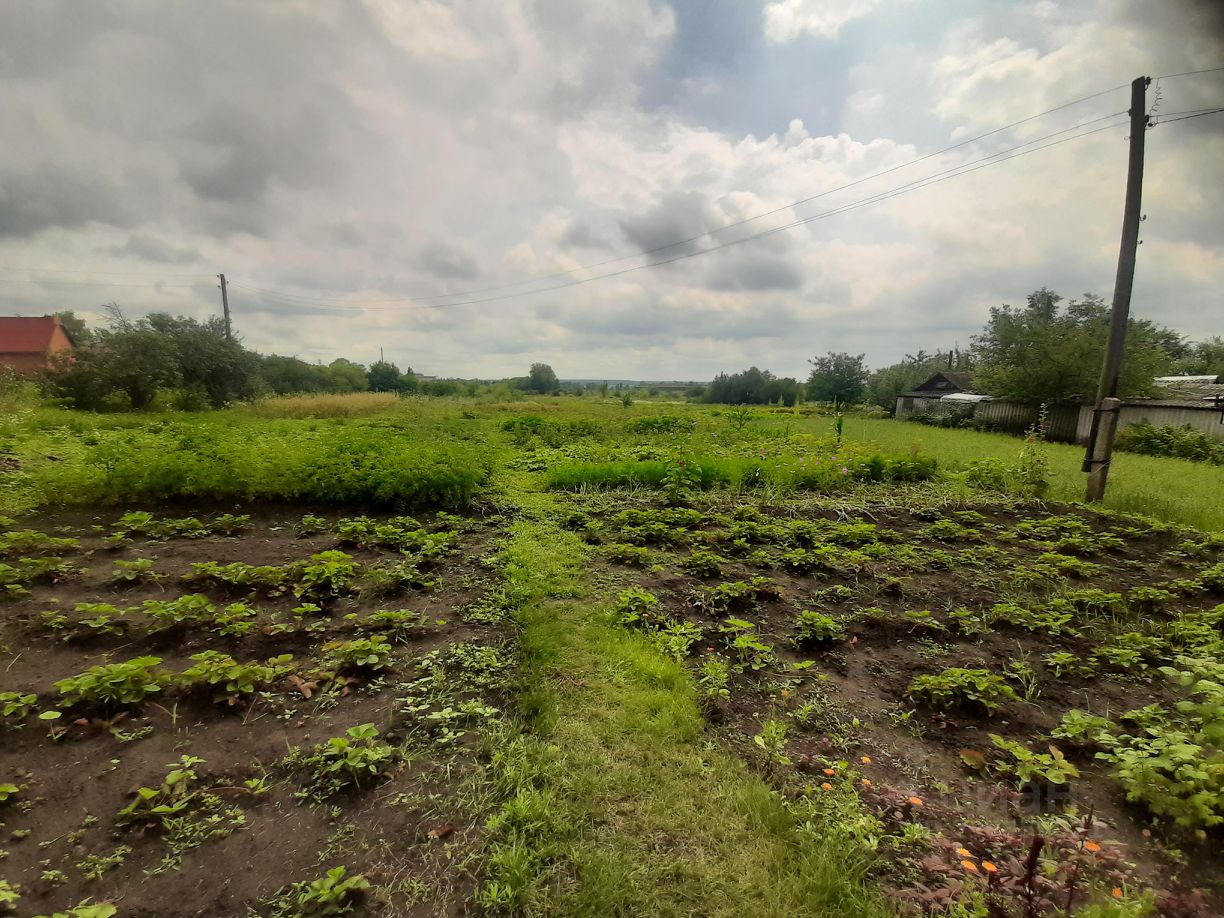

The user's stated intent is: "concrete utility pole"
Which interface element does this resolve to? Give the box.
[217,273,232,342]
[1083,75,1150,502]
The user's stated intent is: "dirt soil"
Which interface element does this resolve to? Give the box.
[576,493,1224,917]
[0,506,512,917]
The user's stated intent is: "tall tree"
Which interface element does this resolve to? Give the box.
[806,352,868,405]
[526,362,560,394]
[972,288,1177,403]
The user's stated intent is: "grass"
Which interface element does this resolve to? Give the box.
[241,392,401,418]
[482,475,893,916]
[834,417,1224,532]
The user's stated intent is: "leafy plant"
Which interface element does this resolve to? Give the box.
[109,557,162,585]
[292,550,358,601]
[652,620,703,661]
[177,651,294,705]
[989,734,1080,789]
[0,692,36,719]
[680,550,725,579]
[792,610,846,645]
[322,636,393,673]
[117,755,204,826]
[293,724,396,796]
[906,668,1019,714]
[1051,710,1115,747]
[697,657,731,705]
[141,593,215,631]
[269,866,370,917]
[754,718,792,767]
[0,782,19,803]
[601,543,653,566]
[55,656,166,708]
[613,586,662,627]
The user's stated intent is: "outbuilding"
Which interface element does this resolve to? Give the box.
[0,315,76,375]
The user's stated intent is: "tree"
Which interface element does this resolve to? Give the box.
[704,367,799,406]
[864,350,970,411]
[526,363,560,394]
[54,310,92,346]
[366,360,406,392]
[146,313,256,408]
[1175,337,1224,376]
[806,352,867,405]
[48,309,180,409]
[324,358,369,393]
[971,288,1177,403]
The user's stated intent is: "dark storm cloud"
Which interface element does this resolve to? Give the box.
[618,191,722,255]
[107,233,202,264]
[0,166,135,238]
[414,241,481,281]
[706,252,804,291]
[560,219,610,249]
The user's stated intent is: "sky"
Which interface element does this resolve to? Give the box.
[1,0,1222,381]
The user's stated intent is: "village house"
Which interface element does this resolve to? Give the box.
[0,315,76,374]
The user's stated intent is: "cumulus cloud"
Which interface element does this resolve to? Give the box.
[0,0,1220,380]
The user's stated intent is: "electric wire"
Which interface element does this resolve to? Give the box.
[230,116,1128,315]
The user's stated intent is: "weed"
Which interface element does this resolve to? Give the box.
[291,724,397,797]
[0,692,36,720]
[754,718,792,767]
[77,845,131,881]
[267,866,370,918]
[988,735,1080,791]
[613,586,662,627]
[1051,710,1115,747]
[697,656,731,705]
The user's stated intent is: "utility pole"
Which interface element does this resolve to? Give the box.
[1083,75,1150,502]
[217,273,232,342]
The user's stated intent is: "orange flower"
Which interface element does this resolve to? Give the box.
[823,768,836,776]
[861,779,872,787]
[981,861,998,874]
[1112,888,1123,899]
[961,860,978,872]
[821,782,833,791]
[860,756,872,764]
[908,796,924,807]
[1083,841,1102,853]
[956,847,972,858]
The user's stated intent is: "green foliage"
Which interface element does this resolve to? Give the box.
[292,550,358,601]
[185,560,287,593]
[322,636,393,673]
[806,352,868,405]
[293,724,396,797]
[988,734,1080,788]
[972,288,1176,402]
[698,577,781,613]
[0,528,79,556]
[177,651,294,704]
[0,692,36,719]
[0,782,19,803]
[906,668,1019,714]
[601,543,653,566]
[1051,710,1115,746]
[613,586,662,627]
[142,593,215,631]
[1115,421,1224,465]
[704,367,800,406]
[696,657,731,704]
[269,866,370,917]
[792,610,846,645]
[55,656,165,708]
[109,557,161,584]
[117,755,205,826]
[680,550,725,579]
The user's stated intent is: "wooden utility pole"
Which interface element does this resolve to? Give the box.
[217,273,232,342]
[1083,76,1150,502]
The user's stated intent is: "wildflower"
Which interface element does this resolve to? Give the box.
[841,467,849,475]
[820,782,833,791]
[1111,888,1123,899]
[956,847,972,858]
[981,861,998,874]
[860,755,872,764]
[908,796,923,807]
[961,860,978,872]
[861,779,872,788]
[822,768,835,776]
[1083,841,1101,853]
[780,689,791,698]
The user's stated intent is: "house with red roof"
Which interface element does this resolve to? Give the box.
[0,315,76,374]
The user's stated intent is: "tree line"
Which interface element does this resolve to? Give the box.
[701,288,1223,410]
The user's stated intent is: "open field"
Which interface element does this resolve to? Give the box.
[1,394,1222,917]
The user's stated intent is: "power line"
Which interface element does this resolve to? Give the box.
[0,277,203,289]
[231,115,1128,315]
[233,83,1131,307]
[1154,66,1224,79]
[1150,107,1224,125]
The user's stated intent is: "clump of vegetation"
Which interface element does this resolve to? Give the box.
[267,866,370,918]
[55,656,167,709]
[1115,421,1224,465]
[613,586,662,627]
[680,550,725,579]
[290,724,397,797]
[177,651,294,705]
[322,636,394,673]
[601,543,654,566]
[792,610,846,645]
[906,668,1019,714]
[292,550,359,601]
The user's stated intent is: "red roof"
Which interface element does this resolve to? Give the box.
[0,316,71,353]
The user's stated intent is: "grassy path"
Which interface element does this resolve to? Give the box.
[479,472,891,916]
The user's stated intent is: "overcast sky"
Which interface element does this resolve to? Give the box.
[1,0,1221,380]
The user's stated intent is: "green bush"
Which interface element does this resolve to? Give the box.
[906,668,1019,714]
[1115,421,1224,465]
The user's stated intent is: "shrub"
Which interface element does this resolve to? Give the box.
[1114,421,1224,465]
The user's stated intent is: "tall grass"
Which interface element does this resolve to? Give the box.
[241,392,400,418]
